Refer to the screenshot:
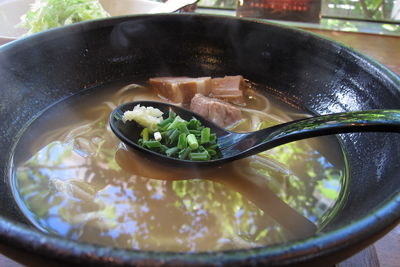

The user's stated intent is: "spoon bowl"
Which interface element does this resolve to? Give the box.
[110,101,400,166]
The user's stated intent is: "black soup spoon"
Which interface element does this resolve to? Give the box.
[109,101,400,167]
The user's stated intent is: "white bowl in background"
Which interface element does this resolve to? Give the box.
[99,0,162,16]
[0,0,163,43]
[0,0,32,39]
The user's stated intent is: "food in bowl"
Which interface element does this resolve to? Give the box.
[10,77,346,252]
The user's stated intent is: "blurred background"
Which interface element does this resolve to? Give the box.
[197,0,400,35]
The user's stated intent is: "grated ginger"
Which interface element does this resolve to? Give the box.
[122,105,163,132]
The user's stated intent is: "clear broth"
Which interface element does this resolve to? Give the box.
[10,82,347,252]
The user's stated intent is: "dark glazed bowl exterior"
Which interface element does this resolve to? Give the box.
[0,14,399,266]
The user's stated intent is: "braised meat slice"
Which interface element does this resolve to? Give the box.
[211,75,247,105]
[190,94,241,127]
[149,77,212,103]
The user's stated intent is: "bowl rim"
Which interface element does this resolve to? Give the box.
[0,194,399,265]
[0,13,399,266]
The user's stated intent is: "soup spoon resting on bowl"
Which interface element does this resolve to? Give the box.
[109,101,400,167]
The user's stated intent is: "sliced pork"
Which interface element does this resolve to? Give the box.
[149,77,212,103]
[211,75,247,105]
[190,94,241,127]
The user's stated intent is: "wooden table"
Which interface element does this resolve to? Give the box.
[0,28,399,267]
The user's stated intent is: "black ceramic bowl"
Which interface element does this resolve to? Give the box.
[0,14,399,266]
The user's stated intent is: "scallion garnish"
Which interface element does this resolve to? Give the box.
[134,107,221,161]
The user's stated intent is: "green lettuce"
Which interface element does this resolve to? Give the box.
[20,0,110,35]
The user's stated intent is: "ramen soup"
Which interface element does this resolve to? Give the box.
[10,81,347,252]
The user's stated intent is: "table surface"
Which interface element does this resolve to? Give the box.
[0,27,399,267]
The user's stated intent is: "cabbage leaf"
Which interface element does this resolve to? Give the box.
[20,0,110,35]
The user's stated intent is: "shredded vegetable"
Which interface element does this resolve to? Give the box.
[19,0,110,35]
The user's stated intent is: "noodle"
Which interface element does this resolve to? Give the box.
[112,83,146,99]
[239,107,289,123]
[246,89,271,112]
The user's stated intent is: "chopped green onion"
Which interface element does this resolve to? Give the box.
[178,147,191,160]
[159,123,171,131]
[187,134,199,150]
[166,146,179,157]
[165,129,174,136]
[154,131,162,141]
[178,123,190,135]
[160,144,169,153]
[190,151,210,161]
[189,129,201,135]
[209,133,217,144]
[208,144,218,150]
[207,148,217,156]
[178,133,187,149]
[187,118,200,130]
[158,117,173,128]
[167,129,180,145]
[144,140,161,149]
[167,116,186,130]
[168,109,177,119]
[133,106,220,161]
[141,128,150,141]
[200,127,210,144]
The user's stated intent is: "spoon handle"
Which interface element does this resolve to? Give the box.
[239,109,400,158]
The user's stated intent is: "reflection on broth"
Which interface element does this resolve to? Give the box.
[11,82,346,252]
